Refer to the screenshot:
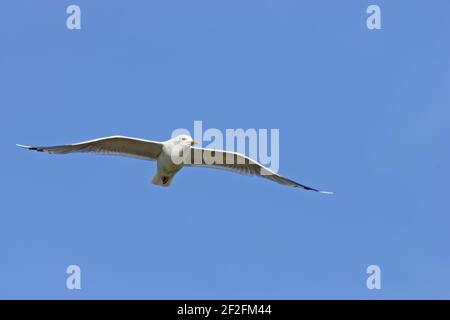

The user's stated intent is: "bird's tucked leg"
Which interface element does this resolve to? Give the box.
[151,172,174,187]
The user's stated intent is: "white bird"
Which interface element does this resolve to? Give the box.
[17,135,333,194]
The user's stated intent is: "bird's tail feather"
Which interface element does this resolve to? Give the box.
[151,173,173,187]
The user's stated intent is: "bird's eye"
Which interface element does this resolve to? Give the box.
[182,137,186,141]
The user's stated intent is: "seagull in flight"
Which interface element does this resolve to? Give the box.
[17,135,333,194]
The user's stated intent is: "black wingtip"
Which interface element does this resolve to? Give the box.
[16,144,44,152]
[303,185,319,192]
[301,185,334,195]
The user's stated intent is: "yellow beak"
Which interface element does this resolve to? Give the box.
[191,140,199,146]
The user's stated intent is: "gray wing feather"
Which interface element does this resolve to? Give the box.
[17,136,163,161]
[185,147,333,194]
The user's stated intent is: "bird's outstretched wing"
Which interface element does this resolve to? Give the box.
[186,147,333,194]
[17,136,163,161]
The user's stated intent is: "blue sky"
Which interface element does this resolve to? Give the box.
[1,0,449,299]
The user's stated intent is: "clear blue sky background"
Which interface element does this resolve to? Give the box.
[1,1,449,299]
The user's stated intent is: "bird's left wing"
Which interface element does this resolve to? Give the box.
[185,147,333,194]
[17,135,163,161]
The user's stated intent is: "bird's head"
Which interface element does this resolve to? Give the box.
[171,135,198,148]
[166,135,199,164]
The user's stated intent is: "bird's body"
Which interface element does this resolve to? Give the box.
[152,139,187,187]
[17,134,333,194]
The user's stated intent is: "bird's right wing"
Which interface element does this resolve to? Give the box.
[17,136,163,161]
[186,147,333,194]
